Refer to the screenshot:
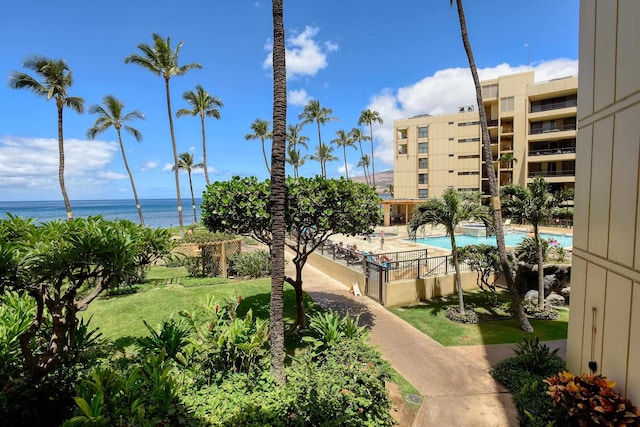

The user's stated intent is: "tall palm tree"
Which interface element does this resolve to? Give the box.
[497,152,517,169]
[409,189,491,315]
[87,95,145,226]
[357,155,372,186]
[9,56,84,220]
[451,0,533,332]
[245,119,272,174]
[384,184,394,198]
[358,109,383,189]
[125,33,202,237]
[176,85,223,186]
[173,152,203,224]
[331,129,356,179]
[298,100,338,178]
[269,0,287,383]
[349,127,371,183]
[501,177,573,309]
[286,148,307,179]
[310,144,337,176]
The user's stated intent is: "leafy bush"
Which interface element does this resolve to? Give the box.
[517,236,550,264]
[444,306,479,324]
[524,303,560,320]
[302,310,368,353]
[163,252,187,267]
[229,250,271,278]
[545,372,640,426]
[182,256,204,277]
[182,231,236,244]
[513,336,564,376]
[136,318,191,365]
[0,291,36,378]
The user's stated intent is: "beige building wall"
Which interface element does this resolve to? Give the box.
[567,0,640,403]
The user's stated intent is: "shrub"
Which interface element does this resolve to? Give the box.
[545,372,640,426]
[302,310,368,353]
[517,236,550,264]
[513,336,564,376]
[136,318,191,365]
[182,231,236,244]
[444,306,479,324]
[524,303,560,320]
[229,250,271,278]
[182,256,204,277]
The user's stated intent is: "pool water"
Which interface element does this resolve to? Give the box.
[412,231,573,250]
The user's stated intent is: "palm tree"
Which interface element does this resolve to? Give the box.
[245,119,272,174]
[298,100,338,178]
[409,189,491,315]
[176,85,223,186]
[357,154,372,186]
[358,109,383,189]
[125,33,202,237]
[269,0,287,384]
[349,127,371,183]
[497,152,517,169]
[310,144,338,175]
[331,129,356,179]
[451,0,533,332]
[87,95,145,226]
[286,148,307,179]
[501,177,573,309]
[9,56,84,220]
[384,184,394,198]
[173,152,203,224]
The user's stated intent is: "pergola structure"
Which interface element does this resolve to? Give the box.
[379,199,424,227]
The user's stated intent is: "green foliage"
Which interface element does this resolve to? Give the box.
[545,372,640,426]
[64,351,196,426]
[517,236,550,264]
[182,256,204,278]
[182,231,236,244]
[229,250,271,278]
[524,303,560,320]
[549,246,569,263]
[514,336,563,376]
[136,318,191,365]
[0,291,35,375]
[302,310,368,352]
[458,244,504,305]
[444,306,480,324]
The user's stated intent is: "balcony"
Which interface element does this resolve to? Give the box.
[528,169,575,178]
[529,99,577,113]
[529,147,576,157]
[487,119,498,127]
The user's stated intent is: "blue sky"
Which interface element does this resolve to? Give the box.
[0,0,579,201]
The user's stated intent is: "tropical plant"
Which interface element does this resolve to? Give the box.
[357,154,372,186]
[286,148,307,179]
[501,176,574,308]
[458,244,504,305]
[270,0,287,384]
[309,144,338,175]
[298,100,338,178]
[450,0,533,332]
[124,33,202,237]
[9,56,85,220]
[349,128,371,184]
[497,152,517,169]
[408,189,491,316]
[173,152,203,224]
[176,85,223,186]
[136,318,191,365]
[245,118,272,174]
[87,95,146,225]
[228,250,271,278]
[286,123,309,178]
[514,336,561,376]
[384,184,394,197]
[358,109,383,189]
[331,129,356,179]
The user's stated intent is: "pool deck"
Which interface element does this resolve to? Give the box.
[329,223,573,257]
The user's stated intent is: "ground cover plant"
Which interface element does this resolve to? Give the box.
[389,290,568,346]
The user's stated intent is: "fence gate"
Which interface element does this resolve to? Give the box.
[364,261,387,304]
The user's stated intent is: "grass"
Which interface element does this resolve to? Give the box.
[388,368,423,410]
[389,290,568,347]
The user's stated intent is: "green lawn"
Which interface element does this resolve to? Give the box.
[389,291,568,347]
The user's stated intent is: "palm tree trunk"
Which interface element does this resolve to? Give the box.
[343,145,349,179]
[357,141,369,185]
[369,124,376,189]
[261,138,271,174]
[57,105,73,220]
[269,0,287,384]
[165,77,184,236]
[454,0,532,332]
[450,237,466,315]
[316,122,325,178]
[534,223,545,309]
[200,113,210,186]
[188,171,197,223]
[117,129,145,226]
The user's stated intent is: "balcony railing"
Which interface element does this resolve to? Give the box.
[528,170,575,178]
[529,124,576,135]
[530,99,577,113]
[529,147,576,156]
[487,119,498,127]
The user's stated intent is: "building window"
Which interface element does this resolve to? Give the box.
[500,96,514,112]
[418,174,428,184]
[482,84,498,98]
[448,121,454,125]
[418,189,428,198]
[458,138,480,143]
[458,121,480,126]
[458,171,480,176]
[449,154,454,157]
[449,137,454,141]
[449,170,454,173]
[418,126,428,138]
[418,142,428,153]
[459,154,480,159]
[418,158,428,169]
[459,187,479,192]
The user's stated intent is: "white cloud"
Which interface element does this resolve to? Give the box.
[162,163,174,172]
[141,161,159,172]
[263,26,337,80]
[288,89,311,107]
[367,59,579,168]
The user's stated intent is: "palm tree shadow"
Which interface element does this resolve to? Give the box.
[303,290,375,329]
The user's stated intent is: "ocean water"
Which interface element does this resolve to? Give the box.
[412,231,573,250]
[0,199,203,229]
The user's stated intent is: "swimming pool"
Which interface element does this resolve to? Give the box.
[412,231,573,250]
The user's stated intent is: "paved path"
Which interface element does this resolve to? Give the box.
[290,260,530,426]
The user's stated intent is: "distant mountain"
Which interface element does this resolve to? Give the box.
[351,170,394,195]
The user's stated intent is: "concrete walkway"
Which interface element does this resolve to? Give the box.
[290,260,558,427]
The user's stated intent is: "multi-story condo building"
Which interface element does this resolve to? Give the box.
[392,71,578,205]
